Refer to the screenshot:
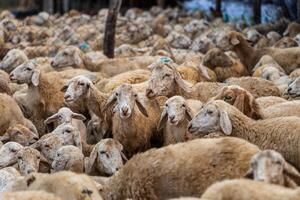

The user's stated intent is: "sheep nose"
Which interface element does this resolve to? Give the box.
[188,124,193,132]
[116,167,119,171]
[9,73,14,79]
[146,89,154,98]
[50,60,55,66]
[64,94,71,99]
[27,169,34,174]
[122,107,128,115]
[288,87,292,92]
[169,115,175,122]
[33,136,39,141]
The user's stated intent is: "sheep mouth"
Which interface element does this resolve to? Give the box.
[287,92,300,97]
[64,97,74,102]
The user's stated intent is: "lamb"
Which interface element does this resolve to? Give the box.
[157,96,202,145]
[85,139,124,176]
[0,124,38,146]
[51,45,157,76]
[218,31,300,73]
[100,137,260,199]
[11,171,103,200]
[0,93,38,135]
[213,85,300,119]
[201,48,248,81]
[201,179,300,200]
[51,145,84,173]
[188,100,300,170]
[103,84,161,158]
[10,60,66,133]
[0,191,62,200]
[0,167,21,192]
[146,57,280,102]
[245,150,300,188]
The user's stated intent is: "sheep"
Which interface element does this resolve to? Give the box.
[100,137,260,199]
[244,28,268,48]
[285,77,300,100]
[188,100,300,171]
[10,60,66,133]
[85,139,124,176]
[283,22,300,37]
[0,76,12,95]
[290,68,300,78]
[255,96,287,108]
[51,145,84,173]
[103,84,161,158]
[0,93,38,135]
[252,55,285,76]
[0,191,62,200]
[51,46,157,76]
[266,31,282,46]
[245,150,300,188]
[0,124,38,146]
[201,48,248,81]
[146,57,280,102]
[217,31,300,73]
[273,37,298,48]
[0,49,28,73]
[11,171,103,200]
[157,96,202,145]
[201,179,300,200]
[0,142,23,168]
[0,167,21,192]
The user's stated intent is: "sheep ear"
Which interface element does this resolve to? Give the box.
[103,93,117,112]
[230,36,240,45]
[185,106,194,121]
[233,93,246,113]
[31,70,40,86]
[283,161,300,179]
[173,69,192,93]
[157,108,168,131]
[86,144,99,174]
[60,85,68,92]
[44,114,59,125]
[219,109,232,135]
[0,134,9,142]
[284,176,298,189]
[197,64,210,80]
[244,168,254,179]
[135,96,149,117]
[71,113,86,121]
[121,152,128,162]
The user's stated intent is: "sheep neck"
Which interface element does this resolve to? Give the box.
[86,85,109,120]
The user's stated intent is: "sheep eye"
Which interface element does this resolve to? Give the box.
[224,96,232,100]
[182,104,186,107]
[25,67,32,71]
[134,94,138,98]
[10,148,17,153]
[44,144,50,148]
[37,156,40,159]
[100,151,106,154]
[62,52,68,56]
[115,93,119,96]
[165,104,168,107]
[207,110,213,114]
[17,156,22,160]
[65,129,71,133]
[163,74,171,79]
[78,82,85,86]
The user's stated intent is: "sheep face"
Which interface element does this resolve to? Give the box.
[244,28,261,43]
[0,49,27,72]
[105,84,148,119]
[9,61,40,86]
[188,101,232,136]
[44,107,86,125]
[158,96,193,129]
[202,48,233,68]
[33,135,63,162]
[0,125,38,146]
[246,150,300,187]
[17,147,44,175]
[51,46,83,69]
[0,142,23,168]
[213,85,246,106]
[293,34,300,46]
[166,31,191,49]
[287,77,300,98]
[63,76,91,103]
[52,124,81,148]
[261,66,285,82]
[217,32,242,51]
[86,139,124,175]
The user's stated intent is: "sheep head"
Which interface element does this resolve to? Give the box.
[217,31,247,51]
[9,60,41,86]
[146,57,191,99]
[286,77,300,98]
[202,48,233,69]
[261,66,286,82]
[0,124,38,146]
[244,28,261,43]
[245,150,300,188]
[51,46,84,69]
[158,96,194,130]
[0,49,28,73]
[0,142,23,168]
[52,123,82,149]
[51,145,84,173]
[44,107,86,125]
[104,84,148,119]
[188,100,232,136]
[63,75,92,103]
[86,139,124,176]
[212,85,262,120]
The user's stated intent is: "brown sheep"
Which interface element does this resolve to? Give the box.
[100,137,260,199]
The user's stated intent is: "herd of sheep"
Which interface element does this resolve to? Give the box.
[1,5,300,200]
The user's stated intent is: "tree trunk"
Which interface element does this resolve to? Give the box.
[157,0,165,8]
[103,0,122,58]
[298,0,300,21]
[215,0,222,17]
[253,0,261,24]
[43,0,54,14]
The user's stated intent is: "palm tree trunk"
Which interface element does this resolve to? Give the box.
[253,0,261,24]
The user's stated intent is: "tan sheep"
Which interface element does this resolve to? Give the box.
[188,100,300,170]
[103,84,161,158]
[0,191,62,200]
[85,139,124,176]
[245,150,300,188]
[252,55,285,76]
[12,171,103,200]
[218,31,300,73]
[201,48,248,81]
[10,60,66,133]
[255,96,287,108]
[51,145,84,173]
[157,96,202,145]
[146,57,280,102]
[200,179,300,200]
[100,137,260,199]
[273,37,298,48]
[213,85,300,119]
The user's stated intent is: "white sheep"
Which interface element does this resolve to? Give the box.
[0,167,21,192]
[157,96,202,145]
